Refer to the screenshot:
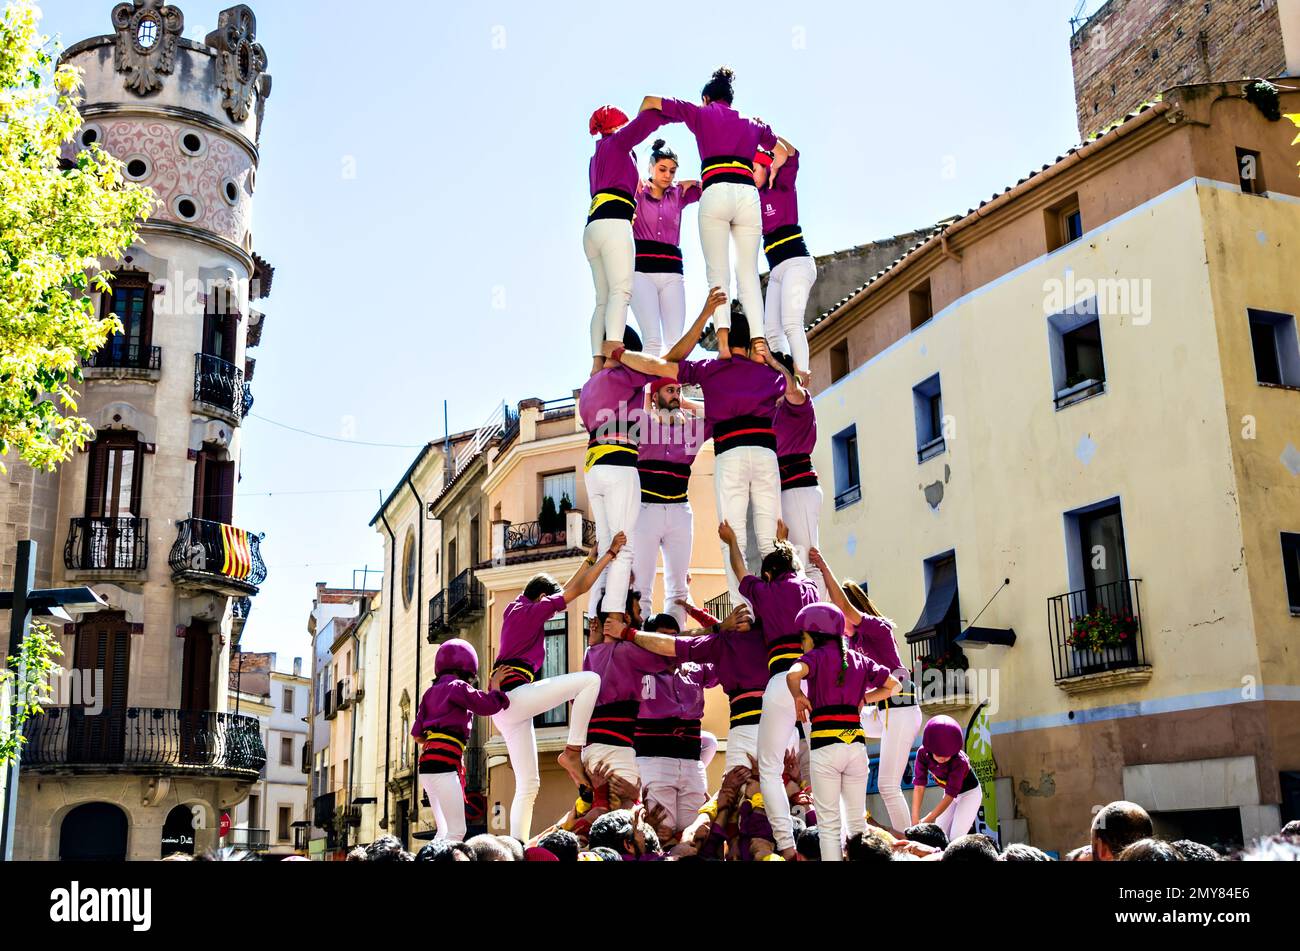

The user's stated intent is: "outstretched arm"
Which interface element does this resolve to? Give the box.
[639,96,663,113]
[562,532,626,603]
[762,348,806,405]
[786,662,812,724]
[809,548,862,626]
[664,287,727,363]
[620,350,679,380]
[861,675,901,707]
[718,522,747,583]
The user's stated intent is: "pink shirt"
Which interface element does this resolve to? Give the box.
[589,110,667,197]
[411,674,510,738]
[496,592,567,673]
[676,358,786,428]
[579,366,656,436]
[583,641,674,706]
[774,397,816,458]
[638,661,718,720]
[633,182,701,246]
[659,98,777,160]
[760,150,801,234]
[850,616,905,673]
[634,408,704,466]
[798,643,891,709]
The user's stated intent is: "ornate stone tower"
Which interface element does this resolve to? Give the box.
[5,2,274,861]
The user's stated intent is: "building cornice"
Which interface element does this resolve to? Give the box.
[79,102,260,163]
[139,220,254,273]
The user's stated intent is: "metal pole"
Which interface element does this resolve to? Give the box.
[2,541,37,862]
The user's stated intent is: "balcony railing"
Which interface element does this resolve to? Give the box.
[226,828,270,852]
[169,518,267,596]
[503,519,597,553]
[323,689,336,720]
[428,590,447,638]
[193,353,247,421]
[64,517,148,572]
[1048,578,1147,682]
[21,707,265,779]
[83,340,161,372]
[704,593,732,623]
[834,484,862,509]
[447,568,484,622]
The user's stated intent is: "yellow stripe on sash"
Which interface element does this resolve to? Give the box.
[584,443,637,472]
[703,160,754,173]
[810,729,865,741]
[764,231,804,254]
[588,192,637,217]
[640,487,688,501]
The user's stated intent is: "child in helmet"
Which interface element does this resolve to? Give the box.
[911,714,982,839]
[412,639,511,841]
[785,602,900,861]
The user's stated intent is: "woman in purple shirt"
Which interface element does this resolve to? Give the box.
[912,715,983,839]
[810,547,922,834]
[768,350,824,599]
[632,139,701,356]
[786,603,901,861]
[586,104,667,375]
[638,67,788,357]
[756,138,817,381]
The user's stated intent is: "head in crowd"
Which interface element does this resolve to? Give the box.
[1171,840,1220,862]
[434,638,479,686]
[651,378,682,413]
[589,810,644,858]
[647,613,680,636]
[1091,801,1153,861]
[845,829,893,862]
[904,823,949,851]
[525,847,560,862]
[1233,835,1300,861]
[345,846,367,862]
[497,836,525,862]
[414,839,475,862]
[523,574,561,602]
[1282,820,1300,836]
[760,539,801,582]
[942,834,1000,863]
[701,65,735,105]
[796,825,821,862]
[537,829,580,862]
[365,835,413,863]
[588,104,628,137]
[1118,838,1186,862]
[795,602,849,684]
[1064,845,1094,861]
[466,834,515,862]
[843,581,891,626]
[922,715,964,764]
[1000,843,1054,862]
[582,847,625,862]
[726,310,771,363]
[648,139,679,191]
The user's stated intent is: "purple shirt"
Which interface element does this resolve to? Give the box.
[634,408,704,466]
[914,747,979,796]
[659,98,776,160]
[589,110,667,197]
[633,182,701,246]
[579,365,656,436]
[850,616,905,673]
[740,572,820,649]
[760,150,800,234]
[798,643,890,709]
[773,397,816,458]
[411,674,510,738]
[673,628,769,697]
[496,592,567,672]
[583,641,674,706]
[676,358,786,429]
[638,661,718,720]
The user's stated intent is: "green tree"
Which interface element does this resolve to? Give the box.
[0,0,155,475]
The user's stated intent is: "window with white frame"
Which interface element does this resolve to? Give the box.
[535,614,569,727]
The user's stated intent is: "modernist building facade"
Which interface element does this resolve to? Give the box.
[807,80,1300,854]
[3,2,274,860]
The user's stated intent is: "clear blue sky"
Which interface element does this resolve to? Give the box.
[41,0,1102,670]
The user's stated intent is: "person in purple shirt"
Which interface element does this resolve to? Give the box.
[756,138,817,380]
[617,291,786,607]
[412,639,512,842]
[809,547,922,835]
[912,715,983,839]
[489,532,625,841]
[586,104,667,374]
[637,66,788,357]
[768,350,824,598]
[785,603,901,861]
[632,139,701,356]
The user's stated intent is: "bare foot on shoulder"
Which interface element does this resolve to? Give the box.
[558,744,590,788]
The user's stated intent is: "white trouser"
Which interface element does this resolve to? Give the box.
[491,671,601,840]
[584,218,635,357]
[861,702,923,832]
[763,255,818,374]
[810,743,869,862]
[701,730,718,767]
[937,786,984,840]
[631,502,693,627]
[697,182,763,334]
[585,465,640,614]
[756,670,808,852]
[724,723,759,771]
[636,755,708,832]
[780,485,825,599]
[714,446,781,607]
[419,772,466,841]
[581,743,640,792]
[631,271,687,356]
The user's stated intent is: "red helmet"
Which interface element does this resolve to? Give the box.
[794,602,846,638]
[435,639,479,678]
[923,715,964,757]
[589,105,629,137]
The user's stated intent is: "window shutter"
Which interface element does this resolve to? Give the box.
[84,438,108,518]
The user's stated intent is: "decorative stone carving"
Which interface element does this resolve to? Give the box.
[111,1,185,96]
[205,6,268,123]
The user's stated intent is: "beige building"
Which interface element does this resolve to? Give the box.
[3,3,273,860]
[806,80,1300,854]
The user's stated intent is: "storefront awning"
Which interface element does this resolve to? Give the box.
[905,558,957,643]
[956,626,1017,648]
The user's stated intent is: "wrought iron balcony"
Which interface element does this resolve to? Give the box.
[193,353,248,423]
[1048,578,1148,684]
[447,568,484,623]
[428,590,448,639]
[703,593,732,623]
[21,707,265,780]
[83,340,161,375]
[503,519,597,553]
[169,518,266,596]
[64,517,148,573]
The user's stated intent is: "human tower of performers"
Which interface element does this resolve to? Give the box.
[412,67,983,862]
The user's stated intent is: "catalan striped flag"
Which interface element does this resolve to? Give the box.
[221,524,252,580]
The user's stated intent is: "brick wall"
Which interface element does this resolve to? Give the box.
[1071,0,1286,139]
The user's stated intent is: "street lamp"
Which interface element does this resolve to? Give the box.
[1,540,107,861]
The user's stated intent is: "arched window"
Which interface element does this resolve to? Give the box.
[401,529,417,608]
